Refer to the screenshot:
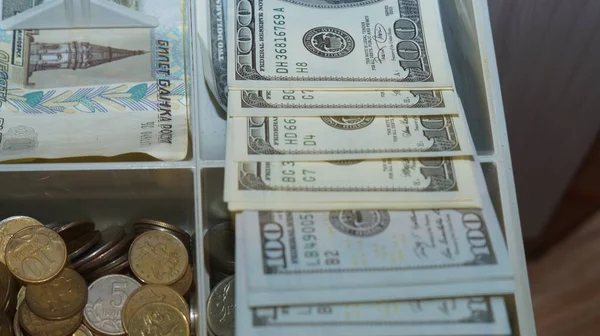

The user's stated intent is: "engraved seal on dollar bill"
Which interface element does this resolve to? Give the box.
[321,116,375,130]
[329,210,390,237]
[303,27,355,58]
[1,126,38,153]
[281,0,384,8]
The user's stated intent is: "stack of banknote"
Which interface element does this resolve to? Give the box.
[197,0,515,334]
[0,0,190,162]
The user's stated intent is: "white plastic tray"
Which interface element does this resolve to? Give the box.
[0,0,536,335]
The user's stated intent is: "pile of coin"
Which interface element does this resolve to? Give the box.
[204,221,235,336]
[0,215,196,336]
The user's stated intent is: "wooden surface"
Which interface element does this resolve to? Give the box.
[528,211,600,335]
[488,1,600,238]
[525,134,600,258]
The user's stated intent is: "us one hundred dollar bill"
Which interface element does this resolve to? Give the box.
[224,157,481,210]
[197,0,228,110]
[237,291,512,336]
[228,0,453,89]
[228,89,457,116]
[0,0,188,161]
[236,208,513,307]
[229,114,473,161]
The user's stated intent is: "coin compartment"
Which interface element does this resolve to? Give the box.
[0,169,195,233]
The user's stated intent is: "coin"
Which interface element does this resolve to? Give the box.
[0,262,14,313]
[205,221,235,274]
[189,293,198,336]
[71,226,124,270]
[207,276,234,336]
[84,253,129,282]
[13,287,25,336]
[73,324,93,336]
[128,302,189,336]
[26,268,87,320]
[77,233,133,274]
[170,264,193,296]
[84,274,140,336]
[52,221,95,243]
[122,285,189,333]
[20,302,83,336]
[67,230,101,262]
[13,313,22,336]
[134,219,191,247]
[210,269,232,290]
[0,216,43,263]
[6,226,67,283]
[129,231,188,285]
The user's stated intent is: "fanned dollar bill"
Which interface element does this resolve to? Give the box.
[197,0,228,110]
[229,89,457,116]
[224,158,481,210]
[228,0,453,89]
[229,115,473,161]
[236,208,513,307]
[0,0,188,161]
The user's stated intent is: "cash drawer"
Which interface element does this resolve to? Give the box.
[0,0,535,335]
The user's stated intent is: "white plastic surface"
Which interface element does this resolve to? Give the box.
[0,0,159,30]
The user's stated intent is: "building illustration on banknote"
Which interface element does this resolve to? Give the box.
[9,29,150,89]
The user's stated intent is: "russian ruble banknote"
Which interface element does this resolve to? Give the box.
[228,89,457,116]
[229,114,473,161]
[0,0,188,161]
[235,208,513,307]
[228,0,453,89]
[2,0,137,20]
[224,157,481,211]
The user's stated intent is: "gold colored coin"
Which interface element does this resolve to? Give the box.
[128,302,189,336]
[134,219,191,247]
[0,216,43,264]
[14,287,26,336]
[6,226,67,283]
[73,324,93,336]
[129,231,188,285]
[170,264,193,296]
[122,285,189,333]
[26,268,87,320]
[0,262,14,313]
[19,301,83,336]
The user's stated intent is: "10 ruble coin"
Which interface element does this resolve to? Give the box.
[6,226,66,283]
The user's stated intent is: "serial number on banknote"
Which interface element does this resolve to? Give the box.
[264,10,311,75]
[295,213,341,267]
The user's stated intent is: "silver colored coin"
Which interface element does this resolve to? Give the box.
[204,221,235,273]
[84,253,130,282]
[207,276,234,336]
[84,274,140,336]
[189,293,198,335]
[67,229,101,261]
[71,226,124,270]
[13,312,22,336]
[53,221,95,242]
[77,233,133,274]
